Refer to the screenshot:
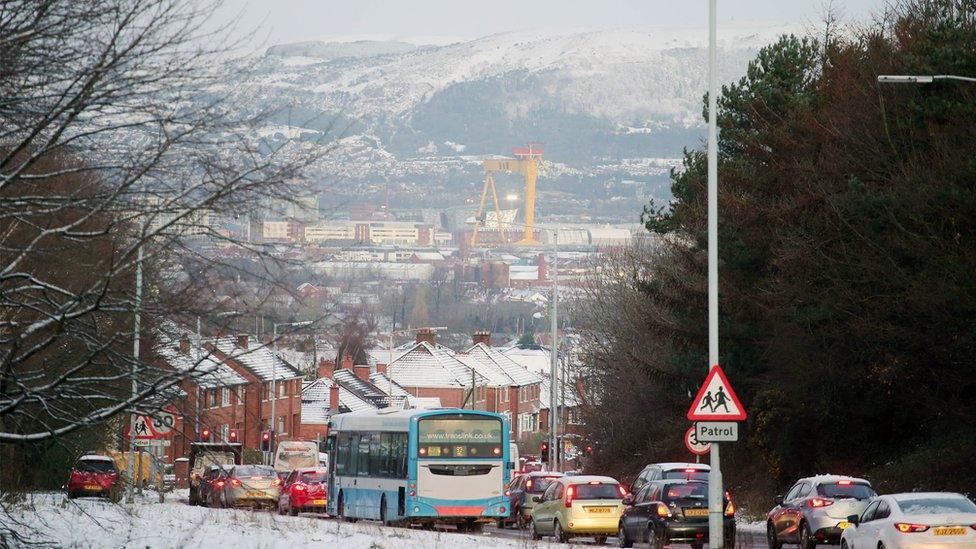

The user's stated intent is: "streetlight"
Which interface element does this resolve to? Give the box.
[468,216,561,470]
[270,320,312,460]
[878,74,976,84]
[386,327,447,406]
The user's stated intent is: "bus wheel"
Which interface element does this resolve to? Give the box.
[339,492,357,523]
[380,496,391,526]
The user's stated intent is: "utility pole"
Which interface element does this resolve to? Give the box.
[126,243,144,504]
[707,1,724,547]
[549,230,558,469]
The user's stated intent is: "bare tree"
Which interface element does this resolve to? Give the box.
[0,0,333,524]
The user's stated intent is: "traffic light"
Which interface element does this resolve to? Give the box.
[540,441,549,463]
[199,427,211,442]
[228,429,238,443]
[260,431,272,451]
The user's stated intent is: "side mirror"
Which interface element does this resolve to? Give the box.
[532,495,542,503]
[847,514,860,526]
[774,495,784,506]
[622,495,634,506]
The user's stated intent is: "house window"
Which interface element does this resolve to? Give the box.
[222,388,230,407]
[262,382,269,401]
[278,382,285,398]
[210,389,219,408]
[221,424,229,441]
[277,415,286,435]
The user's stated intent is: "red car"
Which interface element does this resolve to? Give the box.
[67,455,120,499]
[278,468,329,516]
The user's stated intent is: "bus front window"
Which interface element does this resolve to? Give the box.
[417,416,503,459]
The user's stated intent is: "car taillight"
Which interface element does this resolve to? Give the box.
[895,523,930,533]
[294,483,306,492]
[505,490,510,497]
[565,485,575,508]
[230,478,241,486]
[684,468,697,473]
[725,502,736,516]
[970,524,976,531]
[215,480,225,488]
[837,480,853,485]
[526,479,533,490]
[656,503,671,518]
[617,485,628,498]
[808,498,834,508]
[272,478,282,487]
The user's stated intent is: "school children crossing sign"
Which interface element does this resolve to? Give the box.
[687,364,747,421]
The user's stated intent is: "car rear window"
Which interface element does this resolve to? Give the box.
[897,498,976,514]
[234,466,274,477]
[78,460,116,473]
[663,469,710,481]
[664,483,708,501]
[526,476,561,493]
[299,471,328,483]
[817,482,876,500]
[572,482,622,500]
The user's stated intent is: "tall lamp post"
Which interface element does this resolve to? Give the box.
[270,320,312,461]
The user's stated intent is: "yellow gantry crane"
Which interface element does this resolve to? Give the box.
[471,143,543,246]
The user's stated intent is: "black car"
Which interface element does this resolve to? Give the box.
[501,471,564,528]
[617,479,735,549]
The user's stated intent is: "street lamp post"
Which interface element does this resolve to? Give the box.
[126,243,144,504]
[270,320,312,462]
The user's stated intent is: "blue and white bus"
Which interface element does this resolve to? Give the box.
[325,408,511,530]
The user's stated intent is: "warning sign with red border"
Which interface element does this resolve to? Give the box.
[124,414,161,439]
[687,364,747,421]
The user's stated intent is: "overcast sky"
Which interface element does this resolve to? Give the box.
[217,0,890,46]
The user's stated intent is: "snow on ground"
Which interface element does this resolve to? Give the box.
[8,490,573,548]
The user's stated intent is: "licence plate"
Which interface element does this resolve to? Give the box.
[684,508,709,517]
[313,499,327,505]
[587,507,612,513]
[838,522,852,530]
[84,484,101,491]
[934,527,966,536]
[247,491,265,498]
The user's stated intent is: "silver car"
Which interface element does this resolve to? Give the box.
[219,465,281,510]
[767,475,877,549]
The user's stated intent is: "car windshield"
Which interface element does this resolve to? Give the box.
[817,482,876,500]
[233,465,274,477]
[663,469,710,481]
[572,482,622,500]
[78,459,116,473]
[898,498,976,514]
[664,483,708,501]
[299,471,328,483]
[526,476,561,493]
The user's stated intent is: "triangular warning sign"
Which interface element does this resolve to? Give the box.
[687,364,747,421]
[125,415,160,439]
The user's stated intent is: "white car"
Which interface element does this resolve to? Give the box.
[841,492,976,549]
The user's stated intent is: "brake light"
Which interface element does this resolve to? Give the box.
[808,498,834,508]
[565,485,575,508]
[293,483,306,492]
[618,485,628,498]
[493,447,501,455]
[419,447,427,455]
[894,523,930,533]
[231,478,241,486]
[526,479,533,490]
[656,503,671,518]
[684,468,697,473]
[970,524,976,531]
[215,480,225,488]
[725,502,736,516]
[589,481,601,485]
[837,480,853,485]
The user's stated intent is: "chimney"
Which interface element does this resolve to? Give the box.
[376,363,388,376]
[340,354,353,371]
[329,382,339,413]
[179,334,191,355]
[537,253,547,281]
[354,364,370,382]
[236,334,248,349]
[318,358,334,380]
[472,330,491,347]
[415,327,436,345]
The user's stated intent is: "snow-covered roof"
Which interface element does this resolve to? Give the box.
[79,455,114,462]
[368,372,442,409]
[411,252,445,261]
[460,343,541,387]
[333,368,387,401]
[213,336,302,382]
[154,332,248,389]
[301,378,377,423]
[799,474,871,486]
[387,341,484,388]
[499,343,552,375]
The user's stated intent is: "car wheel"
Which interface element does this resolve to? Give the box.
[516,509,527,530]
[554,521,570,543]
[530,518,542,541]
[841,540,849,549]
[595,535,607,545]
[618,523,633,548]
[767,521,782,549]
[692,540,705,549]
[289,504,298,517]
[800,521,816,549]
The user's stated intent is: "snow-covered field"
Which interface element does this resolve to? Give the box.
[7,490,565,548]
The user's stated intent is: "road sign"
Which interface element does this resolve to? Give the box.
[695,421,739,442]
[134,439,171,447]
[687,364,747,421]
[149,411,176,435]
[684,426,711,455]
[125,414,160,439]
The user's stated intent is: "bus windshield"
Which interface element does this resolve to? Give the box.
[417,416,503,459]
